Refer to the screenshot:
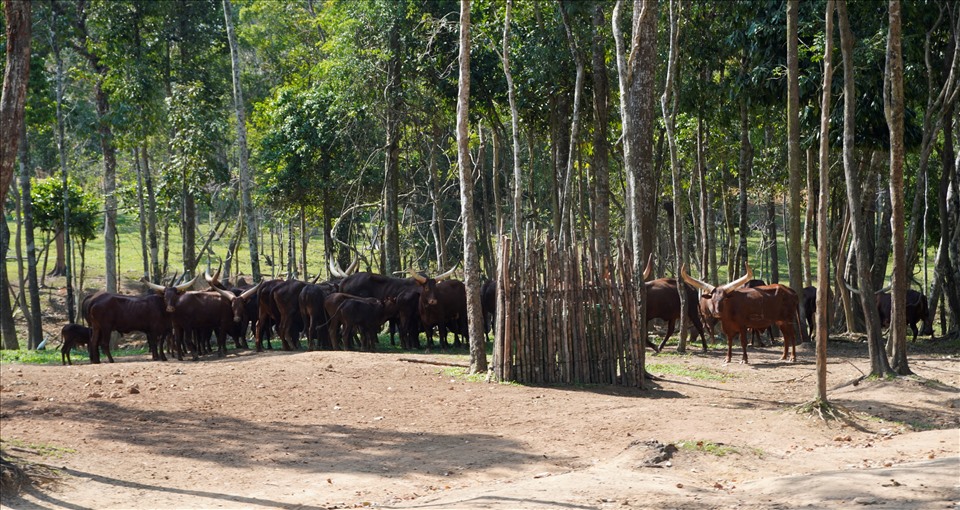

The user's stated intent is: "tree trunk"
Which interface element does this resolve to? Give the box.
[804,147,815,287]
[382,7,403,276]
[139,144,161,282]
[787,0,805,338]
[814,0,836,403]
[0,219,18,349]
[558,0,585,247]
[18,124,42,349]
[502,0,524,248]
[591,1,611,258]
[884,0,910,374]
[457,0,486,374]
[736,88,751,273]
[0,0,31,207]
[223,0,262,282]
[182,180,196,278]
[766,195,778,283]
[662,0,686,351]
[837,0,892,377]
[135,147,150,279]
[52,10,75,321]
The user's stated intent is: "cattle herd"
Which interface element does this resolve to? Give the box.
[61,258,498,365]
[60,256,934,366]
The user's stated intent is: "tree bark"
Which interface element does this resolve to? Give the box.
[786,0,805,338]
[0,0,31,207]
[558,0,585,247]
[52,8,75,321]
[1,218,18,349]
[591,2,611,258]
[135,147,151,279]
[18,124,42,349]
[837,0,892,377]
[502,0,524,249]
[223,0,262,282]
[382,5,403,276]
[736,87,751,273]
[885,0,910,374]
[815,0,836,403]
[457,0,487,374]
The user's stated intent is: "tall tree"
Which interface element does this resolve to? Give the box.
[1,0,31,209]
[223,0,261,282]
[457,0,485,374]
[501,0,523,249]
[51,4,75,322]
[836,0,892,377]
[884,0,910,375]
[786,0,805,340]
[557,0,585,246]
[591,1,611,257]
[661,0,687,351]
[382,1,404,275]
[614,0,658,384]
[18,125,43,348]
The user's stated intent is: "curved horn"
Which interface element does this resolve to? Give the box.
[435,266,458,281]
[875,284,892,295]
[168,271,179,286]
[680,264,714,292]
[839,272,861,295]
[175,273,202,293]
[407,268,427,284]
[239,281,262,300]
[311,272,323,284]
[721,262,753,292]
[212,285,237,301]
[641,253,653,281]
[141,276,167,292]
[328,256,347,278]
[345,257,359,275]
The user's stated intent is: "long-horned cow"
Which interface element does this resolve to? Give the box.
[844,277,933,342]
[641,255,708,352]
[408,267,467,349]
[143,274,234,360]
[682,264,801,364]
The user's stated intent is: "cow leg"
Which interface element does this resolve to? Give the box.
[89,328,101,364]
[723,331,734,364]
[909,322,918,342]
[739,330,749,364]
[656,320,675,352]
[216,330,227,358]
[779,322,796,362]
[103,336,115,363]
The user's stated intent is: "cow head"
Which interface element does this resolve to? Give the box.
[681,263,754,318]
[380,296,400,319]
[142,273,202,313]
[328,255,360,279]
[408,267,456,307]
[211,282,261,322]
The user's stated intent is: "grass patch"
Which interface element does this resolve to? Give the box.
[441,366,489,383]
[0,438,76,459]
[646,362,730,381]
[1,344,151,366]
[675,440,743,457]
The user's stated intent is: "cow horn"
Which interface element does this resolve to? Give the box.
[680,264,714,292]
[435,266,457,281]
[839,273,861,295]
[311,272,323,284]
[328,255,348,278]
[212,285,237,301]
[168,271,179,286]
[141,276,167,292]
[345,257,359,275]
[407,268,427,284]
[721,263,753,292]
[875,284,892,294]
[175,273,202,293]
[239,281,261,300]
[641,253,654,281]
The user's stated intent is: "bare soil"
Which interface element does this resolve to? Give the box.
[1,338,958,510]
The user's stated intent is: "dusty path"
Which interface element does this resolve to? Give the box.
[1,341,958,509]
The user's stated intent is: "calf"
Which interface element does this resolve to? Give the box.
[60,324,92,366]
[324,293,400,351]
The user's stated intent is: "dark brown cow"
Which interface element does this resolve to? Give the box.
[340,269,421,346]
[743,279,774,347]
[802,286,817,340]
[60,323,92,366]
[255,278,288,351]
[299,281,339,350]
[876,290,932,341]
[323,293,399,351]
[638,256,707,352]
[408,268,467,349]
[208,275,261,350]
[682,264,801,364]
[481,279,496,336]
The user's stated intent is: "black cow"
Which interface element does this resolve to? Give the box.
[877,290,933,341]
[481,279,496,336]
[299,281,339,350]
[340,271,421,347]
[323,293,400,351]
[408,269,467,349]
[60,323,92,366]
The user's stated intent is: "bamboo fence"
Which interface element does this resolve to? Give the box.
[493,234,646,387]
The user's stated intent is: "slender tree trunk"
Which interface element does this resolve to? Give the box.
[0,217,18,349]
[223,0,262,282]
[736,88,751,273]
[787,0,805,338]
[0,0,31,207]
[766,195,778,283]
[300,206,308,279]
[502,0,524,248]
[804,146,815,287]
[135,147,150,279]
[558,0,585,247]
[52,10,75,321]
[662,0,687,351]
[457,0,486,374]
[592,2,611,257]
[935,111,959,333]
[885,0,910,374]
[139,145,160,282]
[814,0,836,403]
[382,7,403,276]
[18,124,42,348]
[837,0,892,377]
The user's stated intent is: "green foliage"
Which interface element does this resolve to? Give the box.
[30,177,102,241]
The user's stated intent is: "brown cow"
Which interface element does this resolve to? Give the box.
[682,264,801,364]
[323,293,399,351]
[639,255,707,352]
[408,268,467,349]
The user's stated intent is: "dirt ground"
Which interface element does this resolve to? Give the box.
[1,338,958,510]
